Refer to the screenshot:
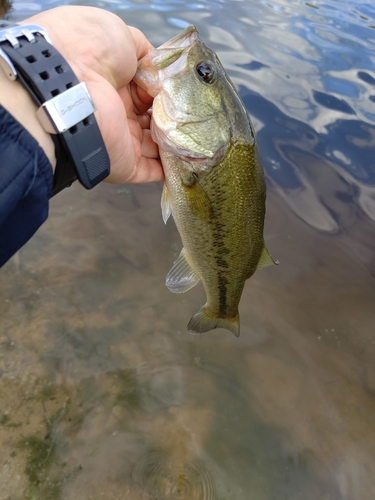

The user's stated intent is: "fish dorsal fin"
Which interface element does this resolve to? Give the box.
[166,248,200,293]
[257,245,279,269]
[161,183,172,224]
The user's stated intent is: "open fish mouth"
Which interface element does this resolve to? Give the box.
[157,25,199,49]
[134,26,200,96]
[148,25,199,69]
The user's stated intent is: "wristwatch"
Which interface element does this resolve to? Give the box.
[0,20,110,196]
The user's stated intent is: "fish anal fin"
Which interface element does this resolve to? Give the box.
[161,183,172,224]
[166,248,200,293]
[187,305,240,337]
[257,245,279,269]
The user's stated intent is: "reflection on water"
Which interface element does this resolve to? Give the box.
[1,0,375,498]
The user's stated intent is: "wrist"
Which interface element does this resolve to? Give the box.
[0,21,110,196]
[0,66,56,171]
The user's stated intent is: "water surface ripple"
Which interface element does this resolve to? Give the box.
[1,0,375,499]
[131,448,217,500]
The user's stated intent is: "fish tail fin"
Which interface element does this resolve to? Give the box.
[187,306,240,337]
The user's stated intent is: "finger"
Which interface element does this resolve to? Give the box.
[140,129,159,159]
[128,157,164,184]
[129,81,154,115]
[128,26,154,60]
[137,113,151,130]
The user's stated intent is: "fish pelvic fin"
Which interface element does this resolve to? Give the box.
[161,183,172,224]
[187,305,240,337]
[166,247,200,293]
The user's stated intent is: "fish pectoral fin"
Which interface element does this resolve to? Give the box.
[182,173,213,221]
[257,244,279,269]
[188,305,240,337]
[161,183,172,224]
[166,248,200,293]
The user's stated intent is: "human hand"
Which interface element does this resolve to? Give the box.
[20,6,163,184]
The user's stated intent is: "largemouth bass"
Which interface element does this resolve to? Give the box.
[134,26,276,337]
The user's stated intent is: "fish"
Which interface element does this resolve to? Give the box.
[134,25,276,337]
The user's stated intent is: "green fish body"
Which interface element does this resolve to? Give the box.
[134,26,275,336]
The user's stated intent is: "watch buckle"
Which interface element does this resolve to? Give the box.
[0,24,53,80]
[0,24,52,45]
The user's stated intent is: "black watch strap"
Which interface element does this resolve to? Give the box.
[0,24,110,196]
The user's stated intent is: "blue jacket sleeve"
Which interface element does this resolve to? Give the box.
[0,105,53,267]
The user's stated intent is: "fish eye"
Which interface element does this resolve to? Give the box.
[196,61,215,84]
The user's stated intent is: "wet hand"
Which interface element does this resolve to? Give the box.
[21,6,163,184]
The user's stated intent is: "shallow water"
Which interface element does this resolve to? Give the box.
[1,0,375,498]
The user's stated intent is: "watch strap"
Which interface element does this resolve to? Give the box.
[0,25,110,196]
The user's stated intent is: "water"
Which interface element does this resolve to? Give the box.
[1,0,375,498]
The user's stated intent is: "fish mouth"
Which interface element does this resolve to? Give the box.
[134,26,199,96]
[147,26,199,70]
[156,25,199,50]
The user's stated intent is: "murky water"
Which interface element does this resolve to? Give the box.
[1,0,375,498]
